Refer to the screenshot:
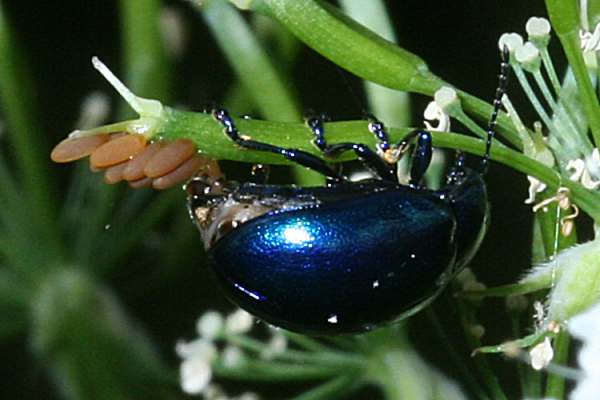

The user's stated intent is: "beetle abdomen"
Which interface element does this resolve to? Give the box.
[209,188,457,334]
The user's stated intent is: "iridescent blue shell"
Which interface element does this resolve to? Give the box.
[189,170,487,334]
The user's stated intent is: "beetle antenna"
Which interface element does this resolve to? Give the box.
[480,46,510,173]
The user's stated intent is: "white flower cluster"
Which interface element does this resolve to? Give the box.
[176,308,288,399]
[176,309,257,398]
[499,16,600,207]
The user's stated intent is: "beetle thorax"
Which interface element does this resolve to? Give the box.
[187,178,320,249]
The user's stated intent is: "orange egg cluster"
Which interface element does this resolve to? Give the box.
[51,133,222,189]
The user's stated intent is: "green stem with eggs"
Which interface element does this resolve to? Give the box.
[74,104,600,223]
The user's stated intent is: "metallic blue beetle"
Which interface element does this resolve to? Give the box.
[187,53,509,335]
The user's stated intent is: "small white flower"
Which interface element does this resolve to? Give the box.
[569,301,600,400]
[583,149,600,189]
[566,151,600,190]
[498,32,524,54]
[180,356,212,394]
[433,86,459,113]
[515,42,541,71]
[423,101,450,132]
[221,345,246,369]
[225,309,254,335]
[567,158,586,181]
[580,23,600,52]
[526,17,551,40]
[260,333,288,360]
[529,337,554,370]
[176,338,218,360]
[196,311,224,339]
[524,176,547,204]
[176,338,218,394]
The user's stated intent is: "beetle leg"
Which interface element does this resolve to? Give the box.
[480,46,510,173]
[213,108,344,183]
[306,114,396,182]
[407,130,433,188]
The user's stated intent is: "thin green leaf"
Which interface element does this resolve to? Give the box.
[261,0,522,148]
[119,0,172,105]
[0,3,64,260]
[198,0,322,185]
[214,359,341,381]
[287,374,362,400]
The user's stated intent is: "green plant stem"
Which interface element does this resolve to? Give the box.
[546,0,600,146]
[455,299,507,400]
[545,330,570,398]
[462,279,552,299]
[476,331,551,354]
[119,0,172,105]
[199,0,322,186]
[510,314,536,398]
[225,334,366,369]
[282,332,332,353]
[339,0,412,127]
[149,108,600,220]
[201,0,300,121]
[261,0,522,149]
[213,360,342,381]
[425,308,488,399]
[288,374,362,400]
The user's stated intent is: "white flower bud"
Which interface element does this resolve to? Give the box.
[196,311,224,339]
[529,337,554,370]
[499,33,524,54]
[515,42,541,72]
[433,86,459,113]
[176,338,218,362]
[526,17,551,48]
[180,356,212,394]
[423,101,450,132]
[524,176,547,204]
[225,309,254,334]
[221,345,246,369]
[261,334,288,360]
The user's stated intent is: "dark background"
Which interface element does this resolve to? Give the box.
[1,0,553,398]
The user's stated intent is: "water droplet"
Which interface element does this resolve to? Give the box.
[327,315,338,324]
